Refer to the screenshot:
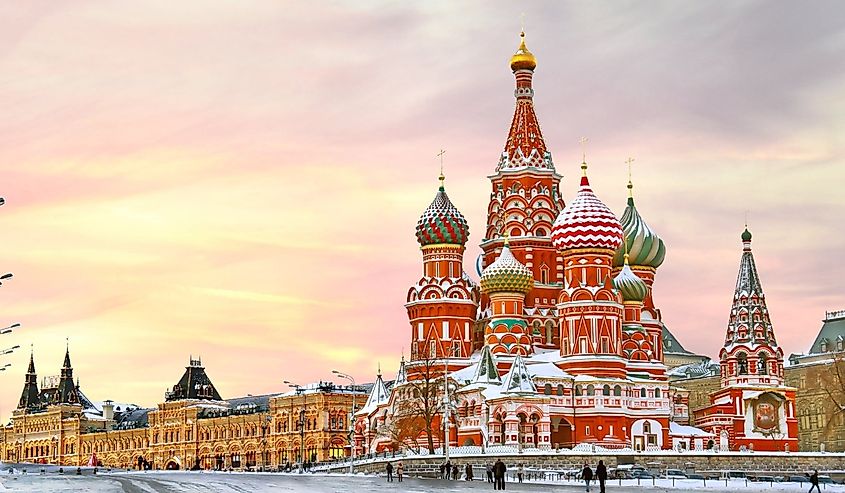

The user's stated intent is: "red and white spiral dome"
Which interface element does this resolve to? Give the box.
[551,171,624,251]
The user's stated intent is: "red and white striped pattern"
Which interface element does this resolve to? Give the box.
[551,177,624,251]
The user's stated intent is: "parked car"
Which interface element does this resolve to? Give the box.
[633,470,655,479]
[664,469,687,479]
[819,476,836,484]
[686,473,706,480]
[754,476,775,482]
[787,476,809,483]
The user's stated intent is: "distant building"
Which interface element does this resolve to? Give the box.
[1,354,366,469]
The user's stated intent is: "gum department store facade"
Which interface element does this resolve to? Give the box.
[2,34,843,469]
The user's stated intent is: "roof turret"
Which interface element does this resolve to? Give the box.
[502,354,536,394]
[614,255,648,302]
[613,174,666,268]
[480,237,533,294]
[415,175,469,247]
[551,163,624,251]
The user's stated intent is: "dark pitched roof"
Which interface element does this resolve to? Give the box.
[662,324,694,354]
[166,358,222,401]
[809,311,845,354]
[114,407,152,430]
[18,352,40,411]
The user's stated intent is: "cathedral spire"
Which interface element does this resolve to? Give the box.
[57,341,80,405]
[498,30,553,172]
[18,347,40,410]
[724,227,779,350]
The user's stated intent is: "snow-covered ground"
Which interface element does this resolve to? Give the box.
[0,471,842,492]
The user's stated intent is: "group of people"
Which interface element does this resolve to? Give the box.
[580,460,608,493]
[384,461,404,482]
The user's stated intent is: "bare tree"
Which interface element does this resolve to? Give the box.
[820,353,845,448]
[393,355,456,454]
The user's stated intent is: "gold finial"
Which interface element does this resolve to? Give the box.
[503,231,510,247]
[626,157,635,197]
[377,362,382,377]
[436,149,446,190]
[510,28,537,71]
[579,137,589,175]
[624,252,630,265]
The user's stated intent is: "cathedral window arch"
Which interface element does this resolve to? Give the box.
[820,339,829,352]
[737,353,749,375]
[544,383,552,395]
[510,227,522,237]
[602,385,610,396]
[640,388,647,398]
[655,388,661,398]
[536,228,547,237]
[540,265,549,284]
[613,385,622,397]
[586,384,595,396]
[758,353,768,374]
[557,384,564,396]
[575,385,582,396]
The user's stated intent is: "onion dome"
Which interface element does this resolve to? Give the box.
[480,237,533,294]
[415,175,469,247]
[510,32,537,72]
[613,254,648,302]
[613,188,666,268]
[741,227,752,242]
[551,164,624,251]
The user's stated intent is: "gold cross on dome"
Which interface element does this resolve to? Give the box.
[436,149,446,176]
[626,157,635,180]
[579,137,589,162]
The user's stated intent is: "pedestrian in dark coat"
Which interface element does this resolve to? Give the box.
[385,462,393,482]
[808,470,821,493]
[440,462,446,479]
[582,463,593,492]
[494,458,507,490]
[596,460,607,493]
[465,463,473,481]
[486,464,493,483]
[445,460,452,480]
[453,463,460,480]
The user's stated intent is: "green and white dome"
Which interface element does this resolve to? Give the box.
[613,256,649,302]
[613,194,666,269]
[481,241,533,294]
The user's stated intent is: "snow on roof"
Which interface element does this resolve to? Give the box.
[502,355,536,394]
[470,346,502,385]
[669,421,714,437]
[358,373,389,415]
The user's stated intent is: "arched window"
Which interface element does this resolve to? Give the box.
[557,384,564,396]
[575,385,582,396]
[640,388,647,398]
[613,385,622,397]
[643,421,652,433]
[654,388,661,398]
[758,353,768,374]
[737,353,748,375]
[510,228,522,237]
[602,385,611,396]
[587,384,595,396]
[536,228,547,237]
[544,383,552,395]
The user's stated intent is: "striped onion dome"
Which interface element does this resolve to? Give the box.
[415,176,469,247]
[551,169,624,251]
[613,194,666,268]
[481,241,533,294]
[613,255,648,302]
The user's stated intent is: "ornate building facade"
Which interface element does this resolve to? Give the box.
[1,354,364,469]
[354,32,707,454]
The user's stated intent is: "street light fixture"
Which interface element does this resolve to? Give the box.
[0,345,20,356]
[0,363,11,371]
[0,323,21,335]
[332,369,357,474]
[284,381,307,471]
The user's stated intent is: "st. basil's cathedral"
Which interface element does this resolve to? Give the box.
[353,32,799,454]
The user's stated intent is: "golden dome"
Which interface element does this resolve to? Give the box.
[510,32,537,72]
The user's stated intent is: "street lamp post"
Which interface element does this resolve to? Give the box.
[283,381,306,473]
[332,369,356,475]
[444,354,450,462]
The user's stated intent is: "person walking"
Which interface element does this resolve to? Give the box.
[596,460,607,493]
[517,463,524,483]
[808,470,821,493]
[486,463,494,483]
[385,462,394,482]
[396,461,404,482]
[465,463,474,481]
[445,460,452,480]
[582,463,593,492]
[494,458,507,490]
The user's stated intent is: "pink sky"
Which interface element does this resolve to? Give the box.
[1,2,843,417]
